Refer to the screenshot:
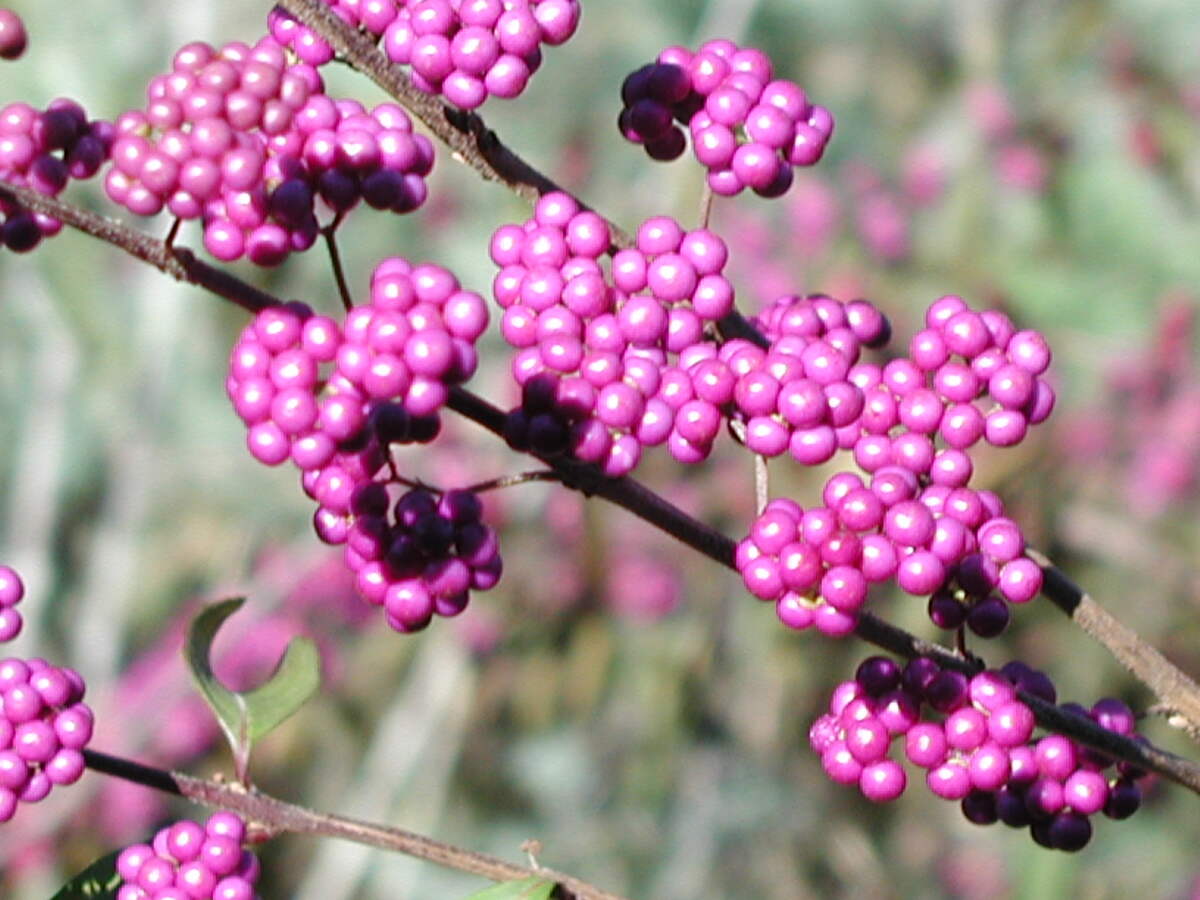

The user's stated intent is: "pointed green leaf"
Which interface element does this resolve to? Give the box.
[184,597,321,772]
[240,630,321,743]
[50,850,122,899]
[185,597,249,760]
[462,877,558,900]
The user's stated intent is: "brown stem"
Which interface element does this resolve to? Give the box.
[82,749,627,900]
[275,0,634,251]
[1028,548,1200,739]
[0,182,276,314]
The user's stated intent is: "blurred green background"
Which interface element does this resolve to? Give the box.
[2,0,1200,897]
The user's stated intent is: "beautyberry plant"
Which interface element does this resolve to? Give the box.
[2,0,1200,897]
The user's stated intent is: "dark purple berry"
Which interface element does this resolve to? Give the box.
[901,656,941,696]
[966,595,1009,637]
[996,785,1032,827]
[1103,779,1141,819]
[927,591,966,629]
[1048,812,1092,851]
[854,656,900,697]
[961,790,999,825]
[925,670,969,712]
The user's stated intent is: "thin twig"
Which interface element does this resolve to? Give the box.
[466,469,564,493]
[0,182,276,314]
[698,182,714,230]
[1028,547,1200,740]
[322,221,354,311]
[754,455,768,515]
[164,217,182,249]
[81,749,629,900]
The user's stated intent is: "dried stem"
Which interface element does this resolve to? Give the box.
[754,454,768,515]
[82,749,628,900]
[1028,548,1200,738]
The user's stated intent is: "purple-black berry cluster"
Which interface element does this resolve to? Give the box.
[108,37,433,265]
[810,656,1149,852]
[0,99,113,252]
[269,0,580,109]
[491,192,740,475]
[115,810,261,900]
[619,40,834,197]
[342,486,502,632]
[227,259,500,632]
[0,566,94,823]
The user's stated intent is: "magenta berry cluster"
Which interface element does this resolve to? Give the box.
[115,810,261,900]
[0,567,94,823]
[491,192,738,474]
[0,98,112,252]
[227,259,499,631]
[107,37,433,265]
[619,40,834,197]
[739,471,1045,636]
[227,258,486,470]
[810,656,1148,852]
[737,293,1052,634]
[269,0,580,109]
[707,293,891,465]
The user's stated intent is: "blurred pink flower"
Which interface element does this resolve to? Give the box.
[994,142,1049,192]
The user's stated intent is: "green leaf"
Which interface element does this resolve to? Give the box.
[462,877,558,900]
[50,850,122,899]
[185,597,321,776]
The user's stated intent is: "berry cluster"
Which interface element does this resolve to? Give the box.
[0,8,26,61]
[0,567,94,823]
[619,40,834,197]
[739,471,1044,636]
[737,294,1052,633]
[491,192,737,474]
[718,293,890,464]
[809,656,1148,852]
[108,37,432,264]
[228,259,485,468]
[228,259,500,631]
[269,0,580,109]
[341,486,502,632]
[0,98,112,252]
[115,811,261,900]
